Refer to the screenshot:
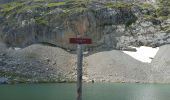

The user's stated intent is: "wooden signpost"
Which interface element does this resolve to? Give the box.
[69,37,92,100]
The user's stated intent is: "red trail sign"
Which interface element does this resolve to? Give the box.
[69,38,92,44]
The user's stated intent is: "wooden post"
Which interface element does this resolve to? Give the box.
[77,44,83,100]
[69,36,92,100]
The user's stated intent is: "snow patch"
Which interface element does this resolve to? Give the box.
[14,48,21,50]
[123,46,159,63]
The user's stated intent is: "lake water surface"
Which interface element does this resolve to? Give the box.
[0,83,170,100]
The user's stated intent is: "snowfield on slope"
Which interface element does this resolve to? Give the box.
[123,46,159,63]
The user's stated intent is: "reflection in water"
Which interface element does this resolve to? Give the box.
[0,83,170,100]
[130,85,160,100]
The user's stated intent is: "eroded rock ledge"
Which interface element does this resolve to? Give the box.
[0,0,169,51]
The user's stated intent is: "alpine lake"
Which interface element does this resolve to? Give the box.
[0,83,170,100]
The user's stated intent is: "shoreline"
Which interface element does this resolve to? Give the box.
[1,82,170,85]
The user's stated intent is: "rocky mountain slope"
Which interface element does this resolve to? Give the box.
[0,43,77,83]
[1,0,170,83]
[150,45,170,83]
[1,43,170,84]
[0,0,169,51]
[85,50,151,83]
[85,44,170,83]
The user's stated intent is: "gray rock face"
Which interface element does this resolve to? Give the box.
[0,0,14,4]
[0,0,137,50]
[0,0,156,4]
[116,32,170,49]
[0,0,168,51]
[0,77,8,84]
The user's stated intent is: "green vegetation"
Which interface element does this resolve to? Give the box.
[1,2,23,11]
[143,15,156,21]
[47,2,66,7]
[35,17,48,26]
[125,18,137,27]
[1,0,170,32]
[136,1,169,25]
[0,2,24,16]
[0,0,91,17]
[138,3,154,10]
[158,16,169,21]
[60,7,87,17]
[14,5,43,16]
[32,0,46,2]
[57,0,91,17]
[162,25,170,33]
[137,3,156,20]
[156,0,170,20]
[105,2,132,9]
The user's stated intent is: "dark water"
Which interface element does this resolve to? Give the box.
[0,83,170,100]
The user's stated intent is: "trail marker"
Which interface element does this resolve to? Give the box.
[69,37,92,100]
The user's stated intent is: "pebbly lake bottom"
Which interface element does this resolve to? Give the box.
[0,83,170,100]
